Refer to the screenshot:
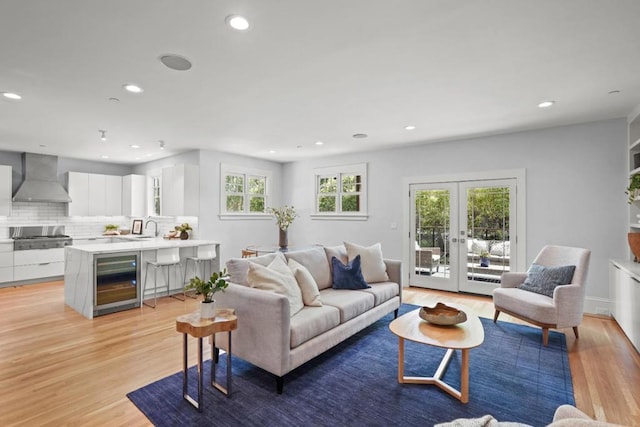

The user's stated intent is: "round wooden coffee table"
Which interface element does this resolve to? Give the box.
[389,307,484,403]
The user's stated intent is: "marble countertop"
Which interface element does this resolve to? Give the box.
[66,238,219,254]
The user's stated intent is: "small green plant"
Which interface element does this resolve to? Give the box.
[104,224,119,231]
[175,223,192,232]
[479,250,490,259]
[184,270,229,303]
[627,174,640,204]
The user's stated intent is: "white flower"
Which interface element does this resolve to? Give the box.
[267,205,298,230]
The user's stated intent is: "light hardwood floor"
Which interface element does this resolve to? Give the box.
[0,281,638,426]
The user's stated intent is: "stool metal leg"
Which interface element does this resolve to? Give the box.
[171,262,186,301]
[142,262,157,308]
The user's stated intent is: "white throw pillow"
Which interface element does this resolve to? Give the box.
[288,258,322,307]
[247,256,304,316]
[344,242,389,283]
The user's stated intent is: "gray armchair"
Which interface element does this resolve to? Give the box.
[492,245,591,346]
[415,246,441,275]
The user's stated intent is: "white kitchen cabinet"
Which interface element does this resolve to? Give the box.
[88,174,107,216]
[161,165,199,216]
[14,248,65,281]
[67,172,122,216]
[0,165,11,216]
[122,174,147,217]
[0,242,13,283]
[71,237,114,245]
[67,172,90,216]
[609,260,640,352]
[105,175,122,215]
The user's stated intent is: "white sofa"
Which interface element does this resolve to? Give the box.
[214,245,402,393]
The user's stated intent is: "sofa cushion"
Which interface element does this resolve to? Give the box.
[361,281,400,306]
[331,255,370,290]
[227,252,286,286]
[319,288,375,323]
[344,241,389,283]
[247,256,304,316]
[519,263,576,298]
[288,258,322,307]
[290,305,340,348]
[324,245,348,278]
[285,246,332,290]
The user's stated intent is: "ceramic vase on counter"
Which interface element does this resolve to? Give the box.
[279,228,288,250]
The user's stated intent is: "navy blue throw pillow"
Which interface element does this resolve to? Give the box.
[518,263,576,298]
[331,255,370,290]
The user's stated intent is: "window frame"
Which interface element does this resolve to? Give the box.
[311,163,368,220]
[219,163,272,219]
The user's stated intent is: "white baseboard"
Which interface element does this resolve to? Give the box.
[583,296,610,316]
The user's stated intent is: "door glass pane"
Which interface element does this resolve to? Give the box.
[415,189,450,279]
[466,186,510,284]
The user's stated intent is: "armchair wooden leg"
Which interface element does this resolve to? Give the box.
[542,328,549,346]
[493,310,500,323]
[276,376,283,394]
[394,308,399,318]
[572,326,579,339]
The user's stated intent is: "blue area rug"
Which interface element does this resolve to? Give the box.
[127,305,574,426]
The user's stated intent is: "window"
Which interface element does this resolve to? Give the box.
[151,176,161,216]
[220,164,271,217]
[313,163,367,219]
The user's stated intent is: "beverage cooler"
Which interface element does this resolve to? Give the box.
[94,252,140,316]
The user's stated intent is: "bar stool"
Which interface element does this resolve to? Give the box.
[183,245,217,298]
[143,247,184,308]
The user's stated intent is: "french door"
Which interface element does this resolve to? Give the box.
[410,178,517,296]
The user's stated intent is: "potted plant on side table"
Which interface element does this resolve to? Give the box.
[185,270,229,319]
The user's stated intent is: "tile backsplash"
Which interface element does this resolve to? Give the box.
[0,202,198,239]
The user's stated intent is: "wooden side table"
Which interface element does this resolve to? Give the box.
[176,308,238,411]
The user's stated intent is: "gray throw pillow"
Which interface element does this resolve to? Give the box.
[519,263,576,298]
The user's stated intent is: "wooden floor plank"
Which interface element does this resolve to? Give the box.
[0,282,638,426]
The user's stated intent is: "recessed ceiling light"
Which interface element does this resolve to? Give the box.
[130,144,140,149]
[123,83,144,93]
[101,155,109,159]
[296,145,303,149]
[2,92,21,100]
[537,101,555,108]
[159,54,192,71]
[352,133,368,139]
[39,144,47,148]
[608,90,621,95]
[226,15,250,31]
[404,125,416,131]
[315,141,324,146]
[108,97,120,103]
[99,130,107,141]
[158,140,165,150]
[146,153,153,157]
[269,150,276,154]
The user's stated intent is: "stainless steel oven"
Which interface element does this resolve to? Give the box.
[94,252,140,316]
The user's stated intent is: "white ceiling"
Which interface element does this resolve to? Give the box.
[1,0,639,164]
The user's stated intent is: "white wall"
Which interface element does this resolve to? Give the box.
[197,150,284,265]
[282,118,628,309]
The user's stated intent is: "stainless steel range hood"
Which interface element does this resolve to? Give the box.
[12,153,72,203]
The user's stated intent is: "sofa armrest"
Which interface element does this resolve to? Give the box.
[385,259,402,286]
[500,272,528,288]
[214,283,291,377]
[384,259,403,304]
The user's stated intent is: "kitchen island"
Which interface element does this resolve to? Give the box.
[64,238,220,319]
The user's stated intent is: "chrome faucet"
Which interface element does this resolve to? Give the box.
[145,219,159,237]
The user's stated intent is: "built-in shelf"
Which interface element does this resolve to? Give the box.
[630,223,640,229]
